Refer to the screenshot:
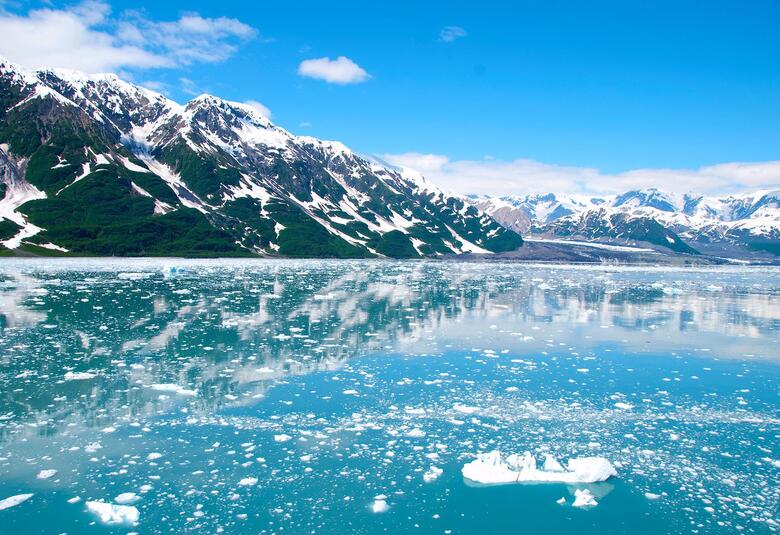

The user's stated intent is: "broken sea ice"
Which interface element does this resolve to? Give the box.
[461,450,617,485]
[85,501,140,525]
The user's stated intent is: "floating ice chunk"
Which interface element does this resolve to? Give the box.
[644,492,661,500]
[407,428,426,438]
[84,442,102,453]
[461,450,616,485]
[147,383,196,396]
[614,402,633,410]
[36,469,57,480]
[453,403,478,414]
[114,493,140,505]
[147,452,163,461]
[64,371,96,380]
[556,497,566,505]
[162,265,187,277]
[274,434,292,442]
[342,390,358,395]
[371,495,389,513]
[0,494,33,511]
[117,272,152,280]
[423,466,443,483]
[85,501,139,525]
[572,489,598,507]
[238,477,258,487]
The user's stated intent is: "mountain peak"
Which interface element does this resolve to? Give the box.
[185,94,273,129]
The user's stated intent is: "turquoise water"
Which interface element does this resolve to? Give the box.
[0,259,778,534]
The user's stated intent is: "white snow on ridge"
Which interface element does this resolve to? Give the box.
[474,188,780,243]
[0,151,47,250]
[135,154,210,213]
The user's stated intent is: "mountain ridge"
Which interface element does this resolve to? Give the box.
[471,187,780,258]
[0,59,522,258]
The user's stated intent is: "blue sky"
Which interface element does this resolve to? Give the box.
[0,0,779,195]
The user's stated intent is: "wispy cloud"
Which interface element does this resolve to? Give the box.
[297,56,369,85]
[439,26,467,43]
[381,152,780,196]
[178,77,198,95]
[0,1,256,72]
[243,99,272,119]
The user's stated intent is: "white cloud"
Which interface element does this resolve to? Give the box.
[243,99,272,119]
[297,56,369,84]
[439,26,467,43]
[381,152,780,196]
[178,77,198,95]
[0,1,256,72]
[139,79,170,94]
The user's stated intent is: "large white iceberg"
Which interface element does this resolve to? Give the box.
[85,501,139,526]
[462,450,617,485]
[0,494,33,511]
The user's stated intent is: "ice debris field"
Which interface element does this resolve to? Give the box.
[0,259,778,534]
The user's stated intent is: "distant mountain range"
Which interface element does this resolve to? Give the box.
[0,59,522,258]
[471,188,780,259]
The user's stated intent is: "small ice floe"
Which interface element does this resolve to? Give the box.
[114,493,140,505]
[371,495,389,513]
[572,489,598,507]
[147,383,196,396]
[36,469,57,480]
[423,466,443,483]
[406,428,426,438]
[85,501,139,526]
[613,402,633,410]
[0,493,33,511]
[64,371,97,381]
[147,452,163,461]
[461,450,616,485]
[162,265,187,277]
[238,477,258,487]
[273,434,292,442]
[556,497,566,505]
[117,272,152,280]
[453,403,478,414]
[644,492,662,500]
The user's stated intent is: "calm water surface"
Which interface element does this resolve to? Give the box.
[0,259,778,534]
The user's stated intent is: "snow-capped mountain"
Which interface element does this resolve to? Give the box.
[0,59,522,257]
[472,188,780,258]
